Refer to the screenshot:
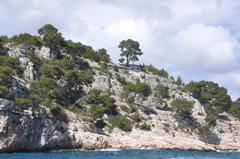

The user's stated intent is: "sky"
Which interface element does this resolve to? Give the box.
[0,0,240,100]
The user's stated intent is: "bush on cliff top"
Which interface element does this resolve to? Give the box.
[144,64,169,78]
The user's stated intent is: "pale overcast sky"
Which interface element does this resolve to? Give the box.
[1,0,240,100]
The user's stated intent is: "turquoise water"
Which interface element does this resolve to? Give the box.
[1,149,240,159]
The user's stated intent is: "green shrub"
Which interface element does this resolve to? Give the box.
[99,95,117,114]
[113,65,119,72]
[15,98,31,105]
[130,105,138,113]
[171,98,194,117]
[89,104,106,120]
[97,48,111,63]
[154,84,169,104]
[83,89,101,104]
[74,58,90,70]
[0,56,21,98]
[184,81,232,113]
[116,74,127,85]
[0,85,8,95]
[145,64,169,78]
[10,33,42,48]
[40,61,63,79]
[0,35,9,44]
[229,100,240,119]
[30,77,57,107]
[82,46,99,61]
[70,106,83,114]
[15,98,32,111]
[175,76,183,86]
[57,70,87,106]
[125,82,151,97]
[50,106,69,122]
[0,66,14,78]
[108,115,133,132]
[56,58,75,70]
[137,122,151,131]
[0,56,21,70]
[120,105,138,114]
[198,125,210,137]
[83,89,117,115]
[78,71,94,84]
[205,114,217,127]
[66,40,86,57]
[99,63,110,75]
[39,58,93,107]
[130,112,141,122]
[81,46,111,63]
[0,38,8,55]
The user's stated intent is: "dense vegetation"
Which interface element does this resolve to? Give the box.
[184,81,239,128]
[108,115,133,132]
[81,89,118,119]
[30,58,94,107]
[0,56,21,99]
[125,82,152,97]
[229,99,240,119]
[154,84,169,104]
[171,98,194,117]
[185,81,232,114]
[144,64,169,78]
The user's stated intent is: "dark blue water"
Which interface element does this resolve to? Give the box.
[1,149,240,159]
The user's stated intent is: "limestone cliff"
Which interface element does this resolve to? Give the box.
[0,44,240,152]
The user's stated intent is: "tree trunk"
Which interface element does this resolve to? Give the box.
[126,56,129,67]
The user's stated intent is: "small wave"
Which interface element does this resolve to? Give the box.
[216,150,240,153]
[99,148,122,152]
[140,146,157,150]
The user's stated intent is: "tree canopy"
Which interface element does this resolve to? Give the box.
[229,99,240,119]
[0,56,21,98]
[66,40,86,57]
[154,84,169,104]
[171,98,194,117]
[185,81,232,113]
[0,39,7,56]
[10,33,42,49]
[118,39,143,66]
[38,24,66,58]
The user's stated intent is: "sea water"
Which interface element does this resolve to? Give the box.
[1,149,240,159]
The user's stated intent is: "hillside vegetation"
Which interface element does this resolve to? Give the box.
[0,24,240,150]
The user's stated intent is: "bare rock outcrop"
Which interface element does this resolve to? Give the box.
[0,98,109,152]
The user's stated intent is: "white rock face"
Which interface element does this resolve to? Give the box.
[0,98,108,152]
[35,46,61,59]
[7,47,23,57]
[92,72,111,92]
[19,57,37,81]
[35,46,51,59]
